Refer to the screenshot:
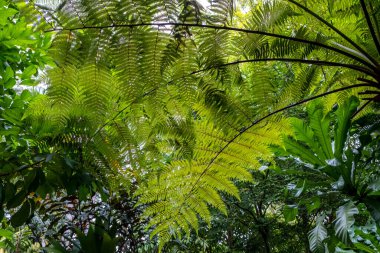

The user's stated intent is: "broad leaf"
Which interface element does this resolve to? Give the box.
[309,106,333,162]
[10,199,33,227]
[284,204,298,222]
[0,229,13,240]
[334,201,358,244]
[308,214,328,253]
[333,96,359,159]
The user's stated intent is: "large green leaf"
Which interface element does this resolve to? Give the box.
[0,229,13,240]
[333,96,359,160]
[290,117,324,159]
[309,105,334,162]
[283,136,322,165]
[283,204,298,222]
[0,7,17,26]
[10,199,34,227]
[6,190,27,209]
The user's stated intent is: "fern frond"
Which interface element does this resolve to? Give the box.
[24,0,380,247]
[207,0,234,25]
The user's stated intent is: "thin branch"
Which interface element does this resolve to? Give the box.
[230,202,258,221]
[192,58,377,78]
[351,99,373,118]
[357,77,379,86]
[185,83,377,197]
[358,90,380,95]
[44,22,375,69]
[288,0,379,67]
[360,0,380,55]
[369,2,380,49]
[362,97,379,101]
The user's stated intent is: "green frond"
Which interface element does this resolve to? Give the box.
[282,136,323,165]
[287,117,327,162]
[248,0,297,31]
[207,0,234,25]
[196,185,226,212]
[20,0,380,247]
[280,65,320,104]
[290,117,315,144]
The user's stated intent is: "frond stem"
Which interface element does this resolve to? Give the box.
[369,2,380,46]
[192,58,377,79]
[92,65,379,139]
[359,0,380,55]
[357,77,379,87]
[352,99,373,118]
[44,22,374,69]
[288,0,379,67]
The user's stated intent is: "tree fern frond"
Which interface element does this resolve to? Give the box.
[280,65,319,103]
[248,0,298,31]
[287,0,378,66]
[287,117,327,161]
[23,0,380,247]
[359,0,380,55]
[207,0,234,25]
[290,117,315,144]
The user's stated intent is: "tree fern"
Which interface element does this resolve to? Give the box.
[17,0,380,247]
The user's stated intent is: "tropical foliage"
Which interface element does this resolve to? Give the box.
[0,0,379,252]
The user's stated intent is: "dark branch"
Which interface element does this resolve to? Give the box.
[288,0,379,67]
[44,22,375,69]
[192,58,376,78]
[369,2,380,51]
[360,0,380,55]
[357,77,379,87]
[352,99,373,118]
[230,202,258,221]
